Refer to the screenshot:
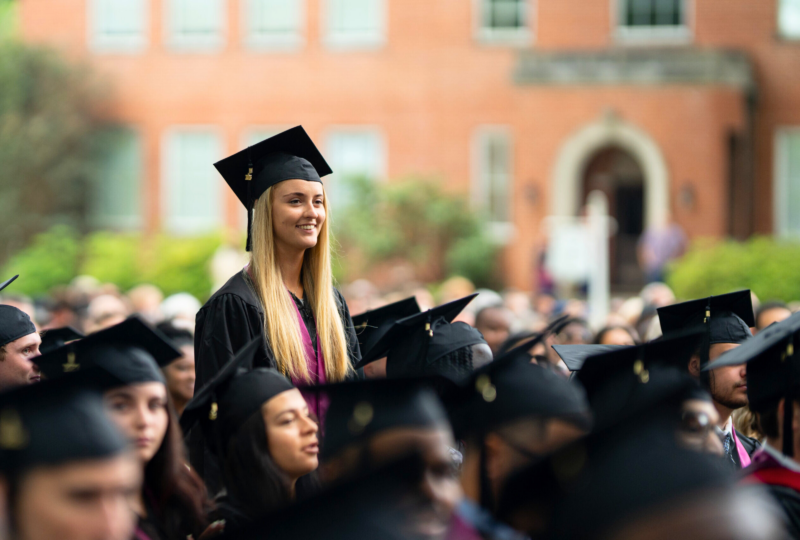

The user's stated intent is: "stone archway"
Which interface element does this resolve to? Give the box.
[551,111,670,229]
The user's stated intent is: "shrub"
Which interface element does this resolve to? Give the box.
[0,225,80,296]
[667,236,800,303]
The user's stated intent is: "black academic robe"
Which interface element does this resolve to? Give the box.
[189,270,362,494]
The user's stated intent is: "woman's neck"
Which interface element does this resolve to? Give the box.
[287,479,298,501]
[132,490,147,518]
[276,244,305,298]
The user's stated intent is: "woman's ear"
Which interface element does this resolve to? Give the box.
[688,355,701,378]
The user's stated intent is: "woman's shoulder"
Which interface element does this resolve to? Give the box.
[200,271,261,312]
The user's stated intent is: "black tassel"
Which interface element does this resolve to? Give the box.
[246,206,253,252]
[245,148,254,252]
[784,394,794,457]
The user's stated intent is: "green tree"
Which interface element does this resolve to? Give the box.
[0,37,111,263]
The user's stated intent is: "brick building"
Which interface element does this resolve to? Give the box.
[17,0,800,291]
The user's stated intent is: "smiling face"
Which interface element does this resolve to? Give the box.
[263,388,320,480]
[104,382,170,464]
[270,180,326,255]
[0,332,42,390]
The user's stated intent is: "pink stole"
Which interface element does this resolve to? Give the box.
[289,295,329,427]
[731,428,752,468]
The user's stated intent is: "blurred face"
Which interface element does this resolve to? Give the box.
[678,399,722,455]
[11,453,141,540]
[104,382,169,464]
[475,308,512,355]
[757,307,792,331]
[599,328,636,346]
[557,323,592,345]
[709,360,748,411]
[263,389,319,479]
[0,333,42,390]
[162,345,195,407]
[271,180,326,254]
[369,427,462,540]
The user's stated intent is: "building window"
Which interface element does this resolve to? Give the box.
[325,128,385,208]
[616,0,690,43]
[775,129,800,238]
[89,0,147,52]
[166,0,225,51]
[476,0,531,44]
[91,128,143,229]
[163,129,223,233]
[779,0,800,39]
[324,0,385,49]
[473,128,513,239]
[244,0,304,50]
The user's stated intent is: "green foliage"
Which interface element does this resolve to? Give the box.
[0,39,110,263]
[2,226,223,301]
[667,236,800,302]
[334,176,500,288]
[1,225,81,295]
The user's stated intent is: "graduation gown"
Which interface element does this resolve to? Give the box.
[743,449,800,539]
[190,269,362,493]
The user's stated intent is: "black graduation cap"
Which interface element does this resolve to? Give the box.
[574,331,706,431]
[39,326,85,355]
[155,321,194,349]
[180,338,294,458]
[0,375,128,475]
[225,454,430,540]
[552,344,625,372]
[305,377,451,460]
[497,414,732,539]
[351,296,421,360]
[213,126,332,251]
[704,312,800,456]
[35,316,181,387]
[658,290,754,345]
[0,274,19,293]
[0,306,36,349]
[449,334,592,440]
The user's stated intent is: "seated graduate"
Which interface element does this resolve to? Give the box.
[356,295,492,382]
[36,317,211,540]
[350,296,421,379]
[445,335,592,539]
[0,275,42,390]
[705,312,800,538]
[180,338,320,531]
[312,377,462,539]
[658,290,760,468]
[0,374,142,540]
[155,322,196,416]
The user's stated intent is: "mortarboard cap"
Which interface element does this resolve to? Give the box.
[704,312,800,456]
[306,377,451,460]
[552,344,625,372]
[0,375,128,475]
[449,334,592,439]
[351,296,421,361]
[180,338,294,458]
[36,316,180,387]
[0,274,19,294]
[155,321,194,349]
[213,126,332,251]
[39,326,85,355]
[0,305,37,349]
[658,290,754,345]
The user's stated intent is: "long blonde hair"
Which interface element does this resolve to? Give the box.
[249,186,352,383]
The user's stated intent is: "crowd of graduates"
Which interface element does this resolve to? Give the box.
[1,126,800,540]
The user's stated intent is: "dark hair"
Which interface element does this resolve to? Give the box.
[757,408,780,440]
[593,325,640,345]
[145,399,211,539]
[223,410,319,522]
[431,346,474,380]
[155,321,194,349]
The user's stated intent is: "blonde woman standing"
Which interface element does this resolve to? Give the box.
[194,126,361,424]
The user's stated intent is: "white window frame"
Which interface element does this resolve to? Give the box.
[613,0,692,45]
[774,127,800,238]
[88,0,148,53]
[472,127,515,243]
[90,127,144,229]
[778,0,800,40]
[324,126,387,208]
[165,0,226,52]
[243,0,305,51]
[161,127,225,234]
[322,0,386,51]
[474,0,533,46]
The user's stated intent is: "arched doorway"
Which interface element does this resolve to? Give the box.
[582,147,645,289]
